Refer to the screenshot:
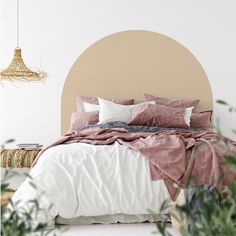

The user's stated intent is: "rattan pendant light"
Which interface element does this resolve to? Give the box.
[0,0,46,82]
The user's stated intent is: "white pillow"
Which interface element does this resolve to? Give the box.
[83,102,100,112]
[98,98,130,123]
[184,107,194,126]
[98,98,155,124]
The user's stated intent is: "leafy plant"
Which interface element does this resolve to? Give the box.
[154,101,236,236]
[0,139,15,149]
[1,140,61,236]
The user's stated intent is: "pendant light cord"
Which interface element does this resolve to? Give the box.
[17,0,19,47]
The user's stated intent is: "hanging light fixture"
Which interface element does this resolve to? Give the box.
[0,0,47,82]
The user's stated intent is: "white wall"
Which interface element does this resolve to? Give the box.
[1,0,236,146]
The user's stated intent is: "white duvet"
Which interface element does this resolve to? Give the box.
[12,142,171,224]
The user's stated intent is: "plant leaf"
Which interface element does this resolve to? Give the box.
[216,100,228,105]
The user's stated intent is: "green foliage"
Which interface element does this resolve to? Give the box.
[0,139,15,149]
[148,203,173,236]
[180,180,236,236]
[216,100,236,113]
[1,140,60,236]
[1,170,58,236]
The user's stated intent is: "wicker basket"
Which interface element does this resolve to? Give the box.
[0,149,40,168]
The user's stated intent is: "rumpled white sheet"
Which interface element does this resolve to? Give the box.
[12,142,171,223]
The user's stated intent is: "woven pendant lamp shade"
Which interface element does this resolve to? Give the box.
[0,48,46,81]
[1,0,47,82]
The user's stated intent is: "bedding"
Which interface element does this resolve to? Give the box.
[38,125,235,192]
[98,98,154,124]
[76,96,134,113]
[69,99,154,132]
[12,140,171,226]
[83,102,100,112]
[71,96,135,132]
[98,97,132,123]
[34,124,236,200]
[88,121,201,133]
[144,93,199,112]
[128,103,193,128]
[68,111,98,132]
[144,94,211,129]
[190,110,212,129]
[11,122,236,228]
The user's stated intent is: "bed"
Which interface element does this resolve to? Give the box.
[12,30,231,229]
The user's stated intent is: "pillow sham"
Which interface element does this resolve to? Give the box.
[68,111,99,132]
[98,98,154,124]
[76,96,134,113]
[83,102,100,112]
[184,107,194,126]
[128,103,192,128]
[190,111,212,129]
[144,93,199,112]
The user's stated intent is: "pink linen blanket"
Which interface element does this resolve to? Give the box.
[33,128,236,201]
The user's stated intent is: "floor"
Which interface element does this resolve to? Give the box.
[48,223,181,236]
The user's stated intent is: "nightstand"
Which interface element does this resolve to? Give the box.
[0,148,41,206]
[0,149,40,168]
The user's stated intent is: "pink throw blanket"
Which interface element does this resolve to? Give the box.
[33,128,236,201]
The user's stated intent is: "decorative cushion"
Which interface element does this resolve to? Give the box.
[76,96,134,113]
[144,93,199,112]
[68,111,99,132]
[190,111,213,129]
[129,103,191,128]
[98,98,155,124]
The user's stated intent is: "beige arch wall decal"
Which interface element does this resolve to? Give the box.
[61,30,213,134]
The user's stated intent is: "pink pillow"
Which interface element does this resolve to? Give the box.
[144,93,199,112]
[77,96,134,112]
[129,103,189,128]
[190,111,212,129]
[68,111,99,132]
